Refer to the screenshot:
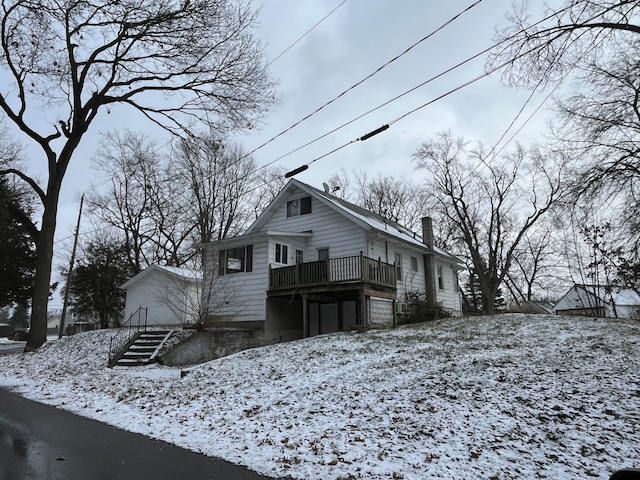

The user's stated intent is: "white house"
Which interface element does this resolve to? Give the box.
[553,284,640,319]
[121,265,203,327]
[201,179,463,345]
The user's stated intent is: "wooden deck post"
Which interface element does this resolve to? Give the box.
[302,294,309,338]
[360,288,367,332]
[392,300,397,327]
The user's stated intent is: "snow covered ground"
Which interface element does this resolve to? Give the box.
[0,314,638,479]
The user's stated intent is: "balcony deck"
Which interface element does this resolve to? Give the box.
[268,254,397,296]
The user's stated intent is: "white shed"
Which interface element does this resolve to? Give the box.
[121,265,203,327]
[553,284,640,319]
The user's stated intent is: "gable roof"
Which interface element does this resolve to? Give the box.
[246,179,462,264]
[555,284,640,308]
[121,264,202,290]
[577,284,640,306]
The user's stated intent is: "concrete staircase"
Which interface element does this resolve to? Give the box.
[113,330,174,367]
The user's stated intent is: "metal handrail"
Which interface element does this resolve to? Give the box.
[108,306,147,365]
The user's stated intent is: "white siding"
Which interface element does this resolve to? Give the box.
[263,192,368,259]
[434,259,461,316]
[123,271,198,326]
[203,241,269,322]
[365,238,460,315]
[369,298,393,327]
[553,287,602,316]
[552,286,639,319]
[268,236,306,267]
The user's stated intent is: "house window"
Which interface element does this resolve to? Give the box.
[410,256,418,272]
[395,253,403,281]
[296,249,304,264]
[318,248,329,261]
[300,196,312,215]
[286,196,312,217]
[275,243,289,264]
[437,265,444,290]
[218,245,253,275]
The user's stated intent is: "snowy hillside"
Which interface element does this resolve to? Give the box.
[1,314,639,479]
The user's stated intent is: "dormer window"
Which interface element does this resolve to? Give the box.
[287,196,312,217]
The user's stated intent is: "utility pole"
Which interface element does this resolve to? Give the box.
[59,194,84,339]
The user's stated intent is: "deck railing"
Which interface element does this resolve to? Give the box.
[269,253,396,291]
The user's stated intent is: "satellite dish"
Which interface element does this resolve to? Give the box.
[322,182,330,193]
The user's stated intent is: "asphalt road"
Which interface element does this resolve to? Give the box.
[0,388,274,480]
[0,342,26,356]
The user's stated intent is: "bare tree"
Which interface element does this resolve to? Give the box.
[490,1,640,90]
[153,260,237,329]
[504,222,560,305]
[413,132,565,314]
[491,1,640,266]
[88,130,162,274]
[251,165,287,220]
[174,134,264,245]
[325,168,355,202]
[324,170,435,234]
[0,0,275,348]
[352,171,433,232]
[553,37,640,251]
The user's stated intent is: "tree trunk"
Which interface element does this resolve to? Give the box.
[482,288,498,315]
[27,198,58,349]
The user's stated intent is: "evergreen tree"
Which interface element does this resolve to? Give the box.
[494,287,507,313]
[463,269,483,314]
[465,268,507,314]
[67,239,133,329]
[9,303,29,330]
[0,177,36,308]
[0,306,10,324]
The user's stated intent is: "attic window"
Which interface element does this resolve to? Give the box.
[287,196,312,217]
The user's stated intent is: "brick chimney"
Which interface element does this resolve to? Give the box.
[421,216,436,306]
[422,216,433,249]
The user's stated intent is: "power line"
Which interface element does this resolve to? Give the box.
[242,0,485,160]
[249,1,583,173]
[458,21,615,184]
[86,1,577,209]
[282,1,616,177]
[55,0,593,248]
[68,0,581,205]
[264,0,348,68]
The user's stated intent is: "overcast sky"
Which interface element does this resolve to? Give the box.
[44,0,557,306]
[239,0,552,181]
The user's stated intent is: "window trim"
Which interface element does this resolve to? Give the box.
[410,255,418,272]
[437,265,444,290]
[286,196,312,217]
[218,245,253,275]
[300,196,312,215]
[395,253,403,281]
[275,242,289,265]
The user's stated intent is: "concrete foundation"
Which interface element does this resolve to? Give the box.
[158,327,263,366]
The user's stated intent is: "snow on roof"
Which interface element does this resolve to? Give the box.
[301,181,462,263]
[121,264,202,289]
[576,284,640,306]
[154,265,201,280]
[242,179,462,264]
